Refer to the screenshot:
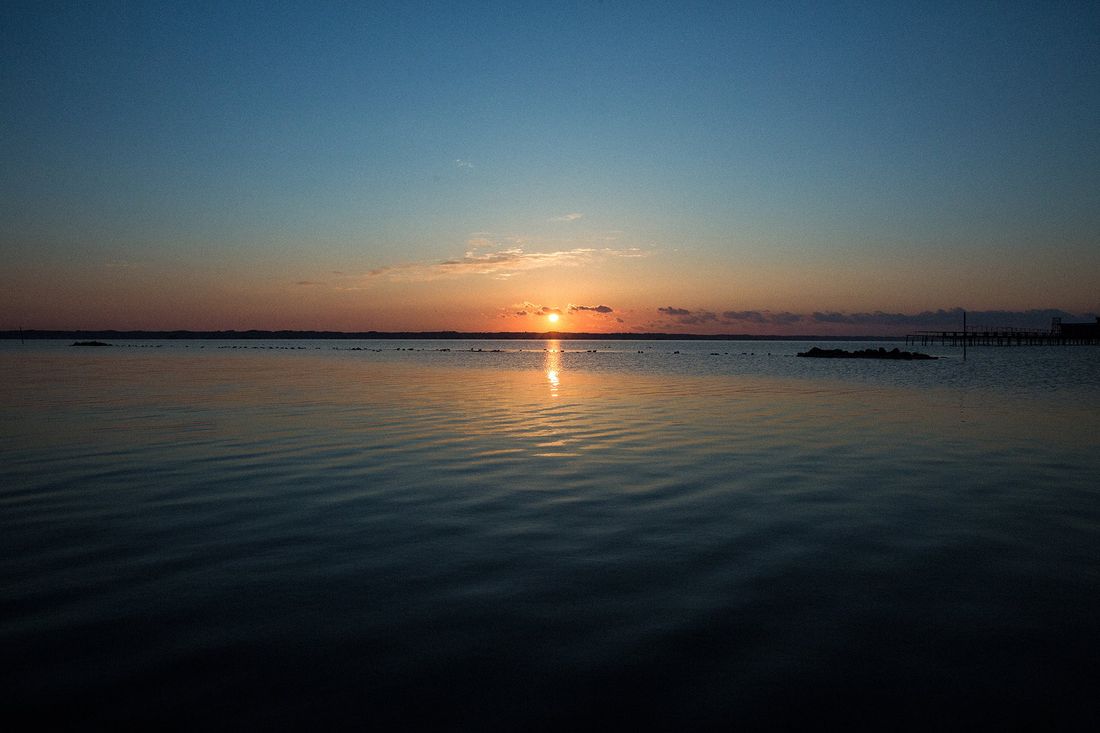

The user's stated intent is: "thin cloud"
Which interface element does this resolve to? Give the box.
[680,312,719,325]
[658,307,804,329]
[657,307,719,325]
[810,309,966,325]
[721,310,767,324]
[551,212,583,222]
[569,304,614,314]
[367,245,640,283]
[810,308,1092,330]
[722,310,804,325]
[465,235,500,250]
[454,159,474,169]
[648,306,1094,332]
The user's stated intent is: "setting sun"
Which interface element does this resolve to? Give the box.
[547,313,559,324]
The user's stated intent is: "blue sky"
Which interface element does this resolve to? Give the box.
[3,1,1098,332]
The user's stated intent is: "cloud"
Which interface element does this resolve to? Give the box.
[722,310,803,325]
[502,302,566,319]
[657,307,805,329]
[721,310,766,324]
[367,244,641,282]
[465,235,499,249]
[551,212,583,222]
[656,307,720,325]
[649,306,1096,332]
[295,280,325,286]
[810,309,966,326]
[503,301,618,320]
[681,312,719,325]
[454,159,474,169]
[809,308,1092,330]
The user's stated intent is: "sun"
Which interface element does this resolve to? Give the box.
[547,313,560,324]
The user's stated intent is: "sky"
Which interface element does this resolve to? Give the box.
[2,0,1098,335]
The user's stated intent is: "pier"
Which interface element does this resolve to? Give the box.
[906,318,1100,347]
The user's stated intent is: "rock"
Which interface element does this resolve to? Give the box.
[797,346,936,360]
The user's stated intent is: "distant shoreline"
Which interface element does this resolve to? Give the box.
[3,329,900,342]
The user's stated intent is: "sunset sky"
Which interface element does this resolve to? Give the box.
[3,1,1098,334]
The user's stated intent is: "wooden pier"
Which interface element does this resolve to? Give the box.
[906,325,1100,347]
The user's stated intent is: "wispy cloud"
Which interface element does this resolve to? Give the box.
[454,159,474,169]
[367,242,642,283]
[464,234,502,250]
[569,304,613,314]
[551,212,583,222]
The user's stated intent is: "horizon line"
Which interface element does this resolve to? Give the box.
[3,328,911,341]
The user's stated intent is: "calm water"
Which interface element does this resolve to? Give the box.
[3,339,1099,729]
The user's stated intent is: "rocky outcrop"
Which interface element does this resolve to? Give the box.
[797,346,936,360]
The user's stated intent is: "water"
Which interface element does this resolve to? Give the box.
[3,339,1099,729]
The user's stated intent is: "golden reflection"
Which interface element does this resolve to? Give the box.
[544,339,562,397]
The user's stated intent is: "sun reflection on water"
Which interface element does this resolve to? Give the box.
[545,340,562,397]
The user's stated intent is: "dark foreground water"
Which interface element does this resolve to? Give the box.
[3,340,1099,729]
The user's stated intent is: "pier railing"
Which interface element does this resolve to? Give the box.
[905,328,1099,347]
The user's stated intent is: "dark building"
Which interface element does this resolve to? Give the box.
[1052,317,1100,338]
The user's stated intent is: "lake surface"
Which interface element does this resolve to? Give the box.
[3,339,1099,729]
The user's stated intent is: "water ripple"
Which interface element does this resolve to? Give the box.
[1,342,1098,728]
